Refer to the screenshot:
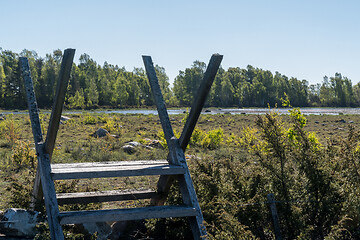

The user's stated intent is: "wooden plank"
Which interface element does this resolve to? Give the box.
[51,160,168,169]
[179,54,223,150]
[59,205,197,224]
[19,57,43,145]
[267,193,283,240]
[52,163,185,180]
[45,49,75,158]
[19,57,45,211]
[37,149,65,239]
[29,168,42,210]
[150,175,175,206]
[171,138,207,239]
[142,56,179,165]
[57,189,156,205]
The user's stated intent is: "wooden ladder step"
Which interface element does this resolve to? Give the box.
[57,189,156,205]
[59,205,197,224]
[51,160,184,180]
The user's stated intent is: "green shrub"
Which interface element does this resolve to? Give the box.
[239,102,344,239]
[189,128,205,147]
[82,114,97,125]
[201,128,224,150]
[11,140,36,170]
[0,114,20,147]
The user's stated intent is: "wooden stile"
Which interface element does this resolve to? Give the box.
[21,51,222,240]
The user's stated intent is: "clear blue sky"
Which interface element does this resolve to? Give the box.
[1,0,359,86]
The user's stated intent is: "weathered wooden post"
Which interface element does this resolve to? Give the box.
[267,193,283,240]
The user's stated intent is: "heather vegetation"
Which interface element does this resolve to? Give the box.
[0,48,359,110]
[0,108,359,239]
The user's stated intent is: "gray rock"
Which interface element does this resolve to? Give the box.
[81,222,112,240]
[60,116,71,122]
[349,120,354,123]
[126,141,142,147]
[93,128,109,138]
[0,208,40,238]
[148,140,163,149]
[122,145,136,154]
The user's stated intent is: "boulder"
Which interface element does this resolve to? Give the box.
[60,116,71,122]
[337,119,346,123]
[93,128,109,138]
[81,222,112,240]
[0,208,40,238]
[122,145,136,154]
[126,141,142,147]
[148,140,163,149]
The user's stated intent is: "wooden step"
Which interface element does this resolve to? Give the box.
[59,205,197,224]
[57,189,156,205]
[51,160,184,180]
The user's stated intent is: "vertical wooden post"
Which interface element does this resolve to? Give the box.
[142,56,179,165]
[179,54,223,150]
[45,48,75,157]
[20,57,64,240]
[267,193,282,240]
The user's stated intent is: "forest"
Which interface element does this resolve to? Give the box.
[0,48,359,109]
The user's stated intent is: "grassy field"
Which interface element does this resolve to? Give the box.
[0,110,359,239]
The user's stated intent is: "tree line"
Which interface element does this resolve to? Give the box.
[0,48,359,109]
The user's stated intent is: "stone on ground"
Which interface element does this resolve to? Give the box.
[0,208,40,238]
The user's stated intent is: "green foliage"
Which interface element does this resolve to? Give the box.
[0,114,20,146]
[68,89,85,109]
[189,128,204,147]
[101,117,119,133]
[11,140,36,170]
[81,113,97,125]
[158,127,223,150]
[201,128,224,150]
[1,48,359,109]
[5,169,35,209]
[239,106,349,239]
